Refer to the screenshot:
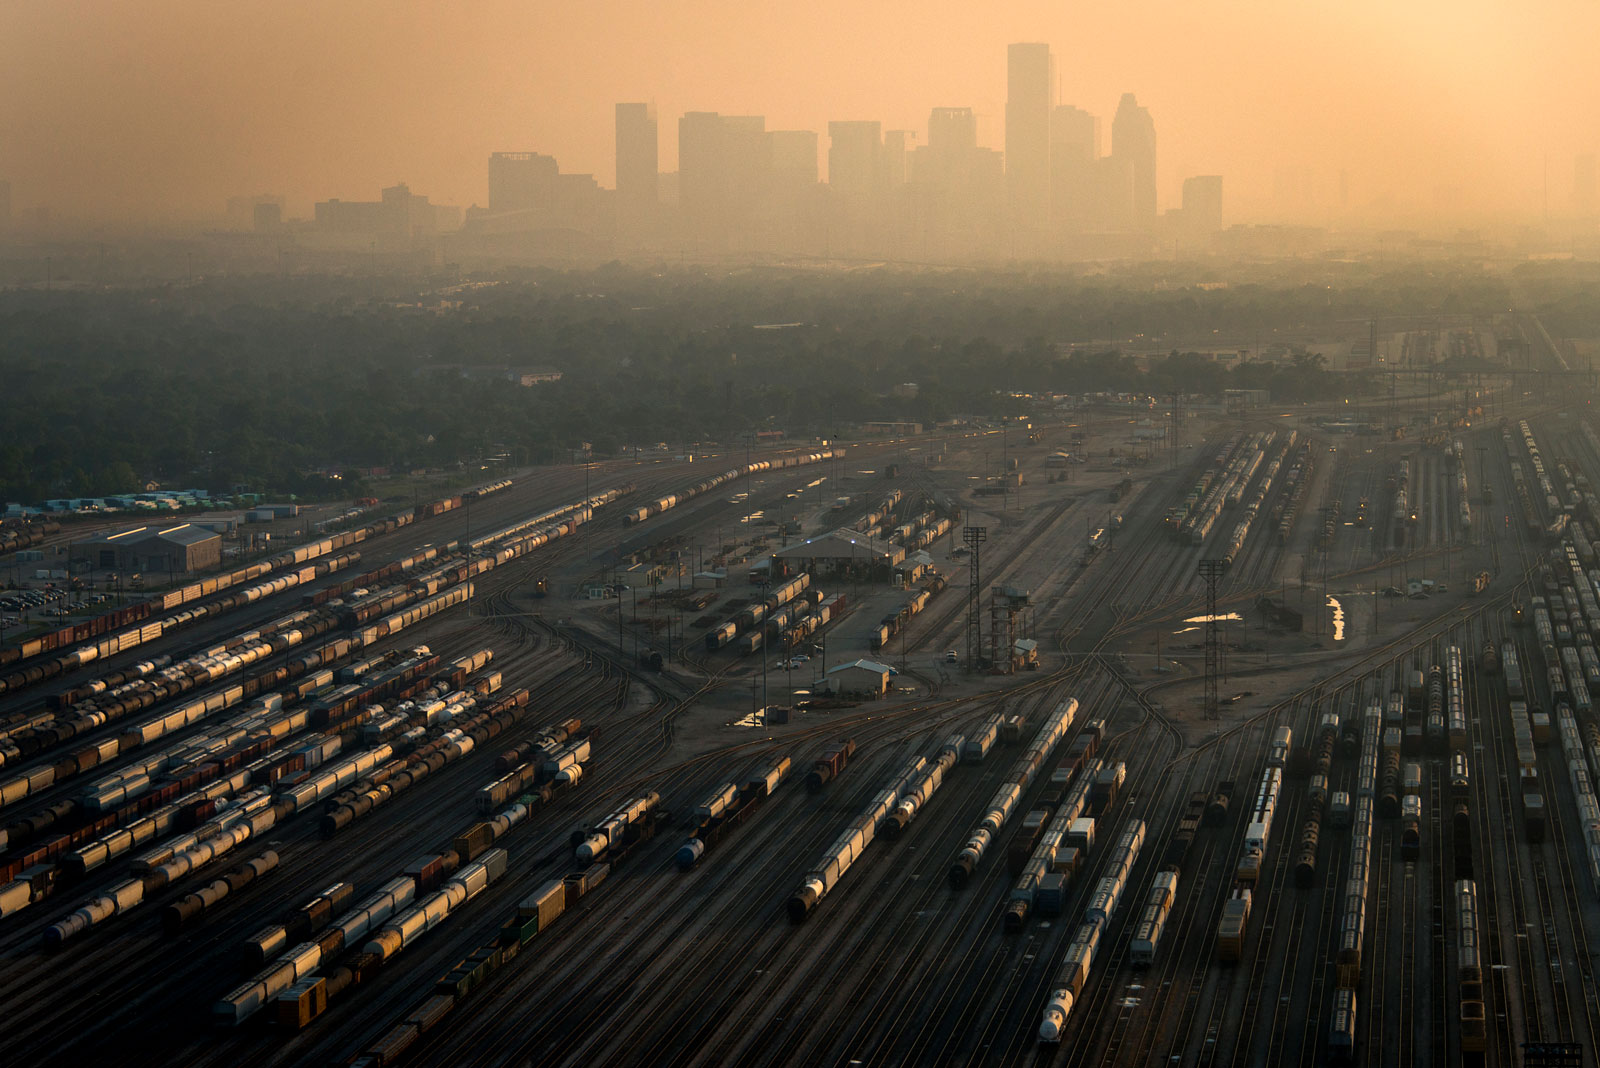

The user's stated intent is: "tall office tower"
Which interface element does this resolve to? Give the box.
[768,130,819,189]
[1050,105,1098,232]
[828,120,883,201]
[928,107,978,152]
[1006,43,1053,235]
[678,112,769,245]
[1182,175,1224,233]
[913,106,1003,257]
[1111,93,1157,228]
[766,129,820,252]
[721,115,770,217]
[1094,155,1136,230]
[615,103,658,208]
[487,152,560,214]
[1576,154,1597,218]
[881,130,916,188]
[678,111,723,216]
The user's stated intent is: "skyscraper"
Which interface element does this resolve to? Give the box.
[913,107,1003,257]
[1182,175,1224,234]
[928,107,978,153]
[881,131,916,188]
[768,130,819,190]
[678,112,770,246]
[828,121,883,201]
[1576,154,1597,219]
[615,103,658,208]
[1050,105,1098,233]
[487,152,560,214]
[1006,43,1053,235]
[1112,93,1157,228]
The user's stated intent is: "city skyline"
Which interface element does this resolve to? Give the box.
[3,1,1599,231]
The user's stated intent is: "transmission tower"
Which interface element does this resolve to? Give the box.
[964,526,987,669]
[1199,559,1225,719]
[1169,390,1181,467]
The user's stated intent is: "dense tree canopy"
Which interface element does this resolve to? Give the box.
[0,258,1532,503]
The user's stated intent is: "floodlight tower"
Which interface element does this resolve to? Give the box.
[964,525,987,668]
[1199,559,1226,719]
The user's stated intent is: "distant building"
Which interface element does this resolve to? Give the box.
[1182,176,1223,234]
[226,193,284,231]
[1,179,13,227]
[1112,94,1157,228]
[824,659,893,697]
[80,523,222,575]
[828,120,895,255]
[1576,154,1597,219]
[508,368,563,386]
[488,152,560,214]
[881,130,915,188]
[1006,43,1053,239]
[1224,388,1272,409]
[1050,105,1099,233]
[475,154,609,238]
[615,103,659,210]
[911,107,1004,257]
[678,111,769,246]
[768,130,819,189]
[828,120,883,201]
[252,202,282,232]
[313,183,451,241]
[858,420,923,436]
[928,106,977,152]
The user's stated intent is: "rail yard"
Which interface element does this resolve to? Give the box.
[2,348,1600,1068]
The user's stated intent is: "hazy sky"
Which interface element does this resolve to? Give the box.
[3,0,1597,226]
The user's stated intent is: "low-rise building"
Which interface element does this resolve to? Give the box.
[824,658,893,696]
[78,523,222,575]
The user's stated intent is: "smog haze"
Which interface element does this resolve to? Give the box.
[4,0,1598,230]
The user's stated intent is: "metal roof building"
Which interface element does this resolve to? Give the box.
[79,523,222,575]
[824,658,894,696]
[771,529,905,581]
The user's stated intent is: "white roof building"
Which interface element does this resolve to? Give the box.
[825,658,894,696]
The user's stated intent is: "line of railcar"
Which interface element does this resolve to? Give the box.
[0,478,549,693]
[1037,818,1144,1042]
[705,574,812,652]
[788,748,941,922]
[623,450,841,526]
[1553,702,1600,895]
[347,783,669,1060]
[949,698,1080,888]
[1003,752,1103,930]
[257,749,598,1038]
[0,652,517,905]
[868,576,946,652]
[676,755,792,869]
[1129,791,1205,966]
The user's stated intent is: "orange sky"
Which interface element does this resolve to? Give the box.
[2,0,1596,226]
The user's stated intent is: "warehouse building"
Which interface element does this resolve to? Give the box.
[79,523,222,575]
[771,529,905,581]
[823,659,894,697]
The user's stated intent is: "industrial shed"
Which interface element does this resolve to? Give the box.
[824,659,893,697]
[79,523,222,575]
[771,529,905,581]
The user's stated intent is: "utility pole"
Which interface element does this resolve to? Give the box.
[1199,559,1225,719]
[1169,390,1181,468]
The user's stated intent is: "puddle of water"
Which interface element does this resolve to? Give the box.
[1183,613,1243,624]
[1327,595,1345,641]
